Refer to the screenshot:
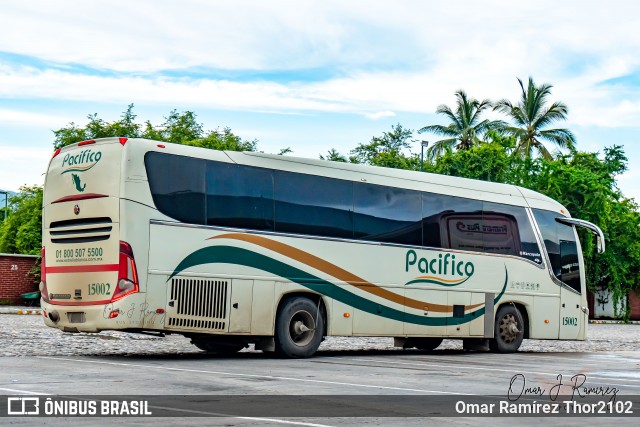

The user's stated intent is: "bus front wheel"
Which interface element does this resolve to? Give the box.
[489,305,524,353]
[275,297,324,358]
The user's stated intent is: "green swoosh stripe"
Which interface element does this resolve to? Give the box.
[61,163,98,174]
[405,276,471,287]
[169,245,508,326]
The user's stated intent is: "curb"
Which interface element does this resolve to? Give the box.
[589,320,640,325]
[0,308,42,315]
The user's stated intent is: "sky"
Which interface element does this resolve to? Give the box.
[0,0,639,202]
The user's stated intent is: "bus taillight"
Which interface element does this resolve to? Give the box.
[112,241,139,302]
[39,246,48,300]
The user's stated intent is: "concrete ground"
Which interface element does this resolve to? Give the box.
[1,314,639,426]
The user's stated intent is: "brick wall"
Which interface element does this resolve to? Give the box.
[0,254,39,304]
[629,289,640,321]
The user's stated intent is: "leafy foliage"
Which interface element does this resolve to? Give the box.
[53,104,257,152]
[0,186,43,255]
[185,127,258,152]
[514,147,639,317]
[319,148,348,162]
[350,123,419,170]
[431,142,511,182]
[432,144,640,317]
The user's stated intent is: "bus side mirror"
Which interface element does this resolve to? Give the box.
[555,217,605,254]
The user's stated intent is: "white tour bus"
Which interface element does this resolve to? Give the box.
[40,137,605,357]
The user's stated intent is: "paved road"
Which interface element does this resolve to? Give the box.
[1,315,640,426]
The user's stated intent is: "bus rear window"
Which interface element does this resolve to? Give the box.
[145,152,206,224]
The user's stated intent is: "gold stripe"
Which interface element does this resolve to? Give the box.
[414,276,467,284]
[210,233,484,313]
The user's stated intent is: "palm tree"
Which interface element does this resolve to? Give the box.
[419,90,503,161]
[493,77,576,159]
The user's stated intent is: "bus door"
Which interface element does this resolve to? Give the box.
[533,210,604,340]
[558,228,585,340]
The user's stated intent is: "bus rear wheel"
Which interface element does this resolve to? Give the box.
[489,305,524,353]
[275,297,324,358]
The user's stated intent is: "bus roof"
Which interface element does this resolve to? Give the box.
[231,151,567,215]
[63,137,569,215]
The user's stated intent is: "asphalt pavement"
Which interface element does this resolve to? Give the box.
[1,312,639,426]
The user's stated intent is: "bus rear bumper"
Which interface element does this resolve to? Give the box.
[41,295,147,333]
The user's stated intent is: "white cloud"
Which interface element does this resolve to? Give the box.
[363,111,396,120]
[0,2,639,146]
[1,62,638,129]
[0,108,68,128]
[2,1,640,75]
[0,146,50,191]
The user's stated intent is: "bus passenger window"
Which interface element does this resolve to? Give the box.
[483,202,542,264]
[353,183,422,246]
[274,171,353,239]
[421,193,483,251]
[206,163,274,231]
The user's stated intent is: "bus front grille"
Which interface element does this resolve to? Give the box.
[49,217,112,244]
[167,278,228,331]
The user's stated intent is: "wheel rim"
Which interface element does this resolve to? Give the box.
[498,313,520,344]
[288,310,316,347]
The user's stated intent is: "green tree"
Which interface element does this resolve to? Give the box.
[430,143,640,317]
[319,148,348,162]
[419,90,503,161]
[185,127,257,152]
[53,105,257,152]
[54,104,141,149]
[0,186,43,255]
[350,123,419,169]
[493,77,576,159]
[143,110,203,143]
[431,142,511,182]
[511,146,639,315]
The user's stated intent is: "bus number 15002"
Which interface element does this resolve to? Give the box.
[87,283,111,296]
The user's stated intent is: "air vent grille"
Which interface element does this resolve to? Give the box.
[49,217,112,244]
[167,278,228,331]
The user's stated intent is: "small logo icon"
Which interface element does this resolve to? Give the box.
[71,173,86,193]
[74,205,80,215]
[7,397,40,415]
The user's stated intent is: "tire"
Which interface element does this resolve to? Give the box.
[407,338,443,351]
[275,297,324,358]
[190,338,246,354]
[489,304,524,353]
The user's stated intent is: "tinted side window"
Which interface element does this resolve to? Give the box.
[422,193,483,250]
[483,202,542,264]
[206,163,274,230]
[354,183,422,246]
[145,152,206,224]
[274,171,353,238]
[532,209,581,292]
